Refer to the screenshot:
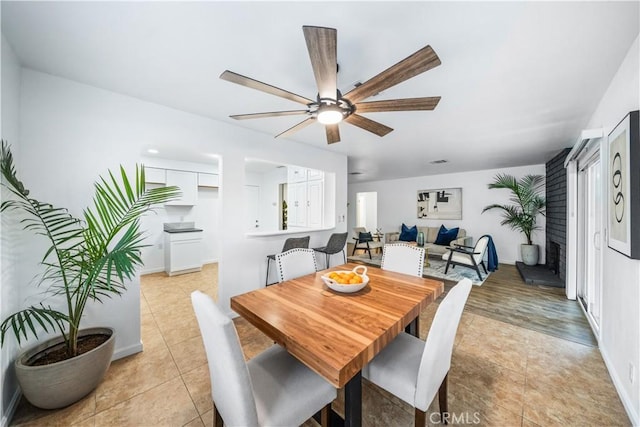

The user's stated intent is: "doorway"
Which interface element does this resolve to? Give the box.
[577,153,602,333]
[356,192,377,232]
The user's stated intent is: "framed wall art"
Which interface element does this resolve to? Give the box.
[417,188,462,220]
[607,110,639,259]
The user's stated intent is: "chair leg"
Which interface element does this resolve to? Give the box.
[414,407,426,427]
[265,258,271,286]
[366,242,372,259]
[352,243,358,256]
[342,249,346,264]
[320,403,331,427]
[326,253,330,269]
[213,403,224,427]
[439,373,449,424]
[481,260,488,274]
[444,253,453,274]
[472,259,483,281]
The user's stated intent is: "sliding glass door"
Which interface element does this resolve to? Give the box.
[577,154,602,332]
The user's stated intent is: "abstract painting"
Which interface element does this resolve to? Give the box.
[607,110,639,259]
[417,188,462,220]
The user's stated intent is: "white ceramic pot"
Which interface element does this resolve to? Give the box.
[521,244,539,266]
[15,327,115,409]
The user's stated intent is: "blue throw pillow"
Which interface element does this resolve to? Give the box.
[435,225,459,246]
[358,232,373,242]
[399,223,418,242]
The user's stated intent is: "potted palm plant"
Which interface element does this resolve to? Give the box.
[482,174,546,265]
[0,141,180,409]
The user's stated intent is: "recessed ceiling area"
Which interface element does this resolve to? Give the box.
[2,1,638,182]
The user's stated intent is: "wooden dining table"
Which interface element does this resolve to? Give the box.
[231,262,444,427]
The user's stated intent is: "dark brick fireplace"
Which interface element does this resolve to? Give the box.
[545,148,571,284]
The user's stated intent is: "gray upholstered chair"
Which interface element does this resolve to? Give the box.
[266,236,310,285]
[191,291,336,427]
[363,279,472,427]
[442,235,490,281]
[313,232,348,268]
[275,248,318,282]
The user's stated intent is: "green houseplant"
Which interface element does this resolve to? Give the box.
[482,173,546,265]
[0,141,180,408]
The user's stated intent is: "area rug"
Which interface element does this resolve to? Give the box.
[347,253,490,286]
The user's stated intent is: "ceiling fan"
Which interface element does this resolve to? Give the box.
[220,26,441,144]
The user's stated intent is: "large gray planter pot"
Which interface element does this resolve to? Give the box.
[521,244,539,266]
[15,327,115,409]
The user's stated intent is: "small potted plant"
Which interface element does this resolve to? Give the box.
[482,174,546,265]
[0,141,180,409]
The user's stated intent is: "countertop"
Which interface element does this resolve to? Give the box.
[163,228,203,234]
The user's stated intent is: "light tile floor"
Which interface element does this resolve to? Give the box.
[11,264,630,426]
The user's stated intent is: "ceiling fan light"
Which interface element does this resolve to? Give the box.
[317,105,344,124]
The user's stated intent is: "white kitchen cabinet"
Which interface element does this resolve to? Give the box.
[198,172,219,188]
[166,170,198,205]
[144,167,166,184]
[287,182,307,227]
[287,166,307,183]
[307,179,324,228]
[307,168,324,181]
[164,231,203,276]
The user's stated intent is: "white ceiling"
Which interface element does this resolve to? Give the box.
[2,1,638,182]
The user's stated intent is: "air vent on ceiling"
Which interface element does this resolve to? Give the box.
[430,159,448,164]
[349,172,363,175]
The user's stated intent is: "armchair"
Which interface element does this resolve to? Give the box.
[351,227,383,259]
[442,235,490,281]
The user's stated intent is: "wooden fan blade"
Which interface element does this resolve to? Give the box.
[355,97,441,113]
[325,124,340,144]
[343,46,441,104]
[345,114,393,137]
[220,70,313,105]
[230,110,309,120]
[275,118,315,139]
[303,26,338,100]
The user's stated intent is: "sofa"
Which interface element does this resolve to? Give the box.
[385,226,472,256]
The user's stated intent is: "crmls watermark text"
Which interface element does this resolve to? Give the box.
[430,412,481,425]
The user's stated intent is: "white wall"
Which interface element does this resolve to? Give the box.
[348,164,546,264]
[1,33,23,426]
[16,68,347,365]
[585,34,639,424]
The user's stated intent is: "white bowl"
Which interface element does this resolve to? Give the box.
[321,266,369,293]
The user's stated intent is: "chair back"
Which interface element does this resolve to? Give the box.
[282,236,310,252]
[381,243,426,277]
[414,279,472,411]
[353,227,367,240]
[473,235,490,264]
[276,248,318,282]
[191,291,259,426]
[324,232,348,255]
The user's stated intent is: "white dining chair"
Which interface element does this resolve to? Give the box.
[381,243,426,337]
[275,248,318,282]
[362,278,472,427]
[381,243,426,277]
[191,291,336,427]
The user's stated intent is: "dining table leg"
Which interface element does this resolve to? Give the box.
[344,371,362,427]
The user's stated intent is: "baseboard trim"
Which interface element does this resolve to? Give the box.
[141,260,217,276]
[600,346,639,426]
[113,342,143,361]
[1,388,21,427]
[140,267,165,275]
